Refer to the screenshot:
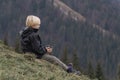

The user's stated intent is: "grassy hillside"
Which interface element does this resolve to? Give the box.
[0,40,92,80]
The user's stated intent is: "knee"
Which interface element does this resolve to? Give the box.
[51,55,58,60]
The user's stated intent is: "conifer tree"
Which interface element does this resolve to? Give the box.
[61,46,68,64]
[88,61,95,79]
[117,64,120,80]
[72,49,80,70]
[14,36,21,53]
[3,33,9,46]
[95,62,105,80]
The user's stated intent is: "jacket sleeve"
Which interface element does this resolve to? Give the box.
[29,34,47,55]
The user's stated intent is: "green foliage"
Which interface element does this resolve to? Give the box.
[95,63,105,80]
[117,64,120,80]
[14,36,21,53]
[72,49,80,70]
[61,46,68,64]
[87,62,95,79]
[3,33,9,46]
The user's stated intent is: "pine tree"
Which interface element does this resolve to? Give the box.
[3,33,9,46]
[95,63,105,80]
[72,50,80,70]
[88,61,95,79]
[117,64,120,80]
[14,36,21,53]
[61,46,68,64]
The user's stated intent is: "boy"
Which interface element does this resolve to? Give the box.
[20,15,73,73]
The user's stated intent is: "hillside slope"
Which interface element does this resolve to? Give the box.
[0,41,92,80]
[51,0,120,42]
[61,0,120,36]
[46,1,120,80]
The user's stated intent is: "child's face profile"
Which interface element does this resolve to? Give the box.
[32,24,40,29]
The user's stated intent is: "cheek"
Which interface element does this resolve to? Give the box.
[33,25,40,29]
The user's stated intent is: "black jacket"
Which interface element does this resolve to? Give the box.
[20,27,47,58]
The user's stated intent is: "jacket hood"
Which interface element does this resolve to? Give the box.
[20,27,39,38]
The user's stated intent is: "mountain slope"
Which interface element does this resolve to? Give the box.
[51,0,120,41]
[0,40,91,80]
[61,0,120,36]
[46,1,120,80]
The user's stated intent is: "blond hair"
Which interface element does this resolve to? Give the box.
[26,15,41,27]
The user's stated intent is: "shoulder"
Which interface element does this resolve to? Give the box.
[30,31,40,36]
[29,32,41,40]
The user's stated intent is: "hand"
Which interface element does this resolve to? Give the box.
[46,47,53,53]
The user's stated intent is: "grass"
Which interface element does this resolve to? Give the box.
[0,41,92,80]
